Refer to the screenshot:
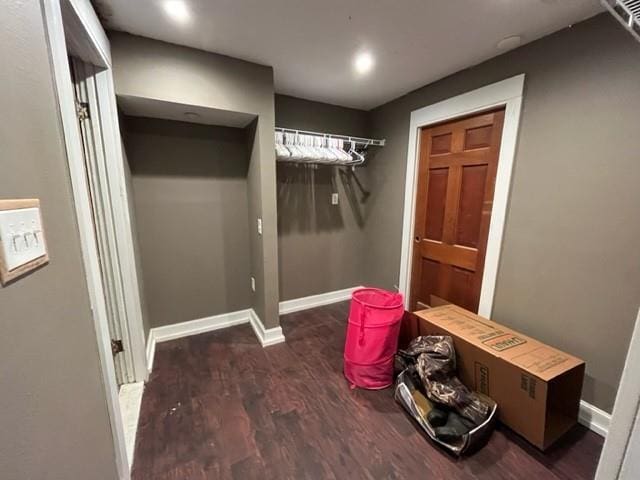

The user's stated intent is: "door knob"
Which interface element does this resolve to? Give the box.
[414,236,421,243]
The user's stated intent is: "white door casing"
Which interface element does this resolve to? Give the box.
[595,307,640,480]
[398,75,525,318]
[71,57,136,385]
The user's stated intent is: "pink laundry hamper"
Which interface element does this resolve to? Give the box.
[343,288,404,389]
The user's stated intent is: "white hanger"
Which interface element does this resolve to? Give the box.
[336,139,354,164]
[347,140,365,167]
[275,131,291,161]
[284,132,305,161]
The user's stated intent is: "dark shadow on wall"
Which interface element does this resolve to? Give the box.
[277,163,369,234]
[338,168,369,227]
[244,118,257,168]
[124,116,249,178]
[354,145,383,227]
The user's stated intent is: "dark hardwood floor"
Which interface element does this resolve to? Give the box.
[132,301,603,479]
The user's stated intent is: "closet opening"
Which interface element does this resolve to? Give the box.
[117,95,257,345]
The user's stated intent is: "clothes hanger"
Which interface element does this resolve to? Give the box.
[328,137,350,164]
[284,132,304,162]
[275,131,291,161]
[347,140,365,169]
[336,139,354,164]
[317,135,338,164]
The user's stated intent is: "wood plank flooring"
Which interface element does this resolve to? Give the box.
[132,302,603,479]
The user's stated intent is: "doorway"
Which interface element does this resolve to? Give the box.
[398,75,525,317]
[409,109,505,312]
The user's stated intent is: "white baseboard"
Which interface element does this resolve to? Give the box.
[249,309,286,347]
[279,286,361,315]
[145,285,356,371]
[145,308,285,372]
[146,309,251,373]
[145,287,358,372]
[579,400,611,437]
[151,309,252,344]
[146,330,156,374]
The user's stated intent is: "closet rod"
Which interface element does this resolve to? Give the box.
[275,127,386,147]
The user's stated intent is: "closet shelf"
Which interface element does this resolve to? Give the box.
[275,127,385,167]
[275,127,385,147]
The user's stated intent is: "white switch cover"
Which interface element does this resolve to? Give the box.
[0,207,47,271]
[331,193,339,205]
[257,217,263,235]
[251,276,256,292]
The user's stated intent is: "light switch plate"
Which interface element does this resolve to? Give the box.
[331,193,339,205]
[257,217,263,235]
[0,199,49,285]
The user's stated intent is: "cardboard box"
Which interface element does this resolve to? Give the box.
[399,305,585,450]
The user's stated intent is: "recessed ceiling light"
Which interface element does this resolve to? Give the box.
[354,52,375,75]
[497,35,522,51]
[163,0,191,24]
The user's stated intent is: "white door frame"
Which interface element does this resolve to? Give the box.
[596,307,640,480]
[63,2,148,385]
[398,75,525,317]
[95,58,149,384]
[73,56,152,386]
[42,0,146,477]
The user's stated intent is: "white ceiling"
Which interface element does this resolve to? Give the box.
[96,0,603,110]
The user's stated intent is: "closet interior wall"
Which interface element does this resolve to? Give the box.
[121,116,251,331]
[275,95,371,301]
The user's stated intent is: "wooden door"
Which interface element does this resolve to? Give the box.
[409,108,505,313]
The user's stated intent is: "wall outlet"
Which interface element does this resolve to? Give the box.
[251,276,256,292]
[331,193,339,205]
[257,217,263,235]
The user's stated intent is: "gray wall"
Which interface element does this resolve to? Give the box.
[121,138,151,338]
[366,13,640,412]
[109,31,280,328]
[275,95,370,300]
[0,2,118,479]
[122,117,251,329]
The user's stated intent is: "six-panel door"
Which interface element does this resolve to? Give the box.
[410,108,505,312]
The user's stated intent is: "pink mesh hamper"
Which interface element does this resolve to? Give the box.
[343,288,404,389]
